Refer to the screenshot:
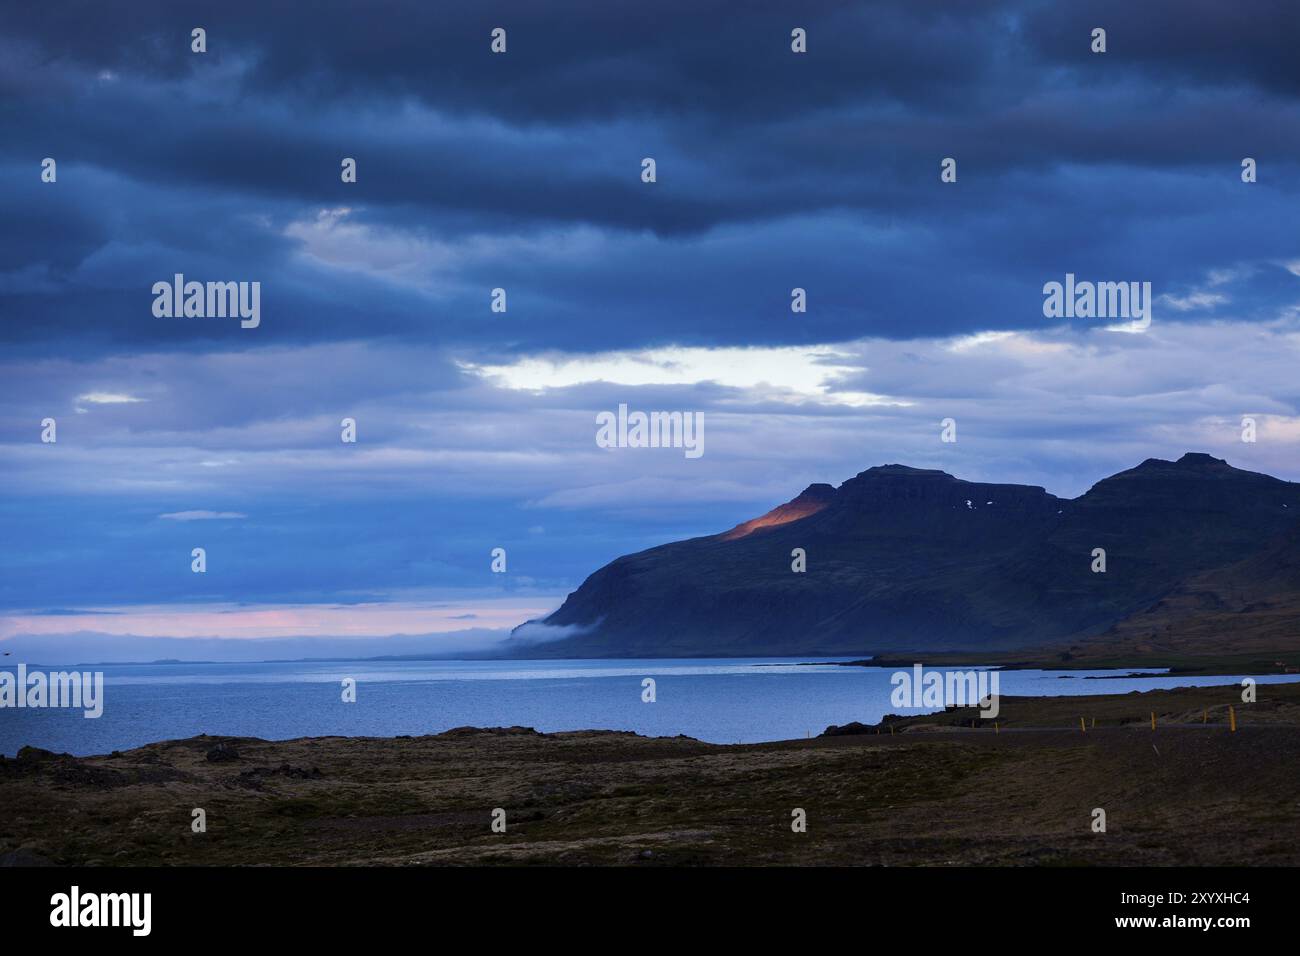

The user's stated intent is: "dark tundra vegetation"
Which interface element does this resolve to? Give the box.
[3,681,1298,867]
[516,453,1300,669]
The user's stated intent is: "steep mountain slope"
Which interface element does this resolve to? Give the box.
[1065,517,1300,660]
[510,454,1300,657]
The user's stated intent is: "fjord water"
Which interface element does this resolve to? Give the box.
[5,657,1300,757]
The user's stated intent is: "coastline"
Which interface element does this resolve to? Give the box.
[4,681,1299,867]
[852,650,1300,677]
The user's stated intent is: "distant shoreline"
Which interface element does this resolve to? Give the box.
[8,648,1300,677]
[851,650,1300,677]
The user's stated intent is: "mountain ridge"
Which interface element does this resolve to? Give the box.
[511,454,1300,659]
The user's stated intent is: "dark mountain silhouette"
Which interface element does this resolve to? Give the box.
[511,453,1300,658]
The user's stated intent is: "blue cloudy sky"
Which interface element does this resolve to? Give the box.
[2,1,1299,660]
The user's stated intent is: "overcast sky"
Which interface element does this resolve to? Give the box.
[2,1,1298,659]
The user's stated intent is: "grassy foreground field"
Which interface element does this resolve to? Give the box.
[3,681,1298,867]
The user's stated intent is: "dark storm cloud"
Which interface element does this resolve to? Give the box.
[2,1,1011,120]
[1020,0,1300,97]
[9,1,1298,116]
[1,0,1298,358]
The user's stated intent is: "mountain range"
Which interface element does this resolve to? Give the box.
[510,453,1300,660]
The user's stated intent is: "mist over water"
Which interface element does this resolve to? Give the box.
[5,657,1299,756]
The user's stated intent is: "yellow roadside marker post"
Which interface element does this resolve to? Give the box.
[1080,716,1086,733]
[1230,706,1237,732]
[1151,712,1156,731]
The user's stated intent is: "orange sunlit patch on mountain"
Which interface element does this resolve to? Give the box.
[719,498,830,541]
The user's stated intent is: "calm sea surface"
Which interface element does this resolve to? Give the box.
[4,657,1298,756]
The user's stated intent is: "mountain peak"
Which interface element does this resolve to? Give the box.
[1114,453,1266,483]
[1176,452,1228,467]
[1133,452,1228,469]
[799,482,837,497]
[859,464,953,479]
